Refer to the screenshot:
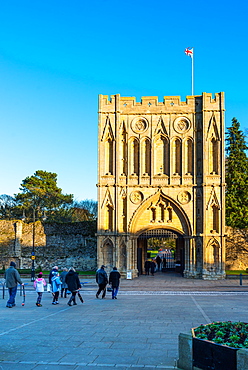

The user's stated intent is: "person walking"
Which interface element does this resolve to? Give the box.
[60,268,68,298]
[49,266,58,285]
[96,265,108,299]
[33,272,46,307]
[156,255,162,271]
[4,261,24,308]
[51,270,62,305]
[65,267,82,306]
[48,266,58,292]
[150,260,156,276]
[109,267,121,299]
[144,259,151,275]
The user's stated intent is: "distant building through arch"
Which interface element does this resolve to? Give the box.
[97,93,225,279]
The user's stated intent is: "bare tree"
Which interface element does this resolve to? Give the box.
[72,199,97,221]
[0,194,19,219]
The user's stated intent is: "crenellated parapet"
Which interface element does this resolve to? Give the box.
[99,93,224,114]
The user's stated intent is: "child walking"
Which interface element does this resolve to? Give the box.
[51,271,62,304]
[34,272,46,307]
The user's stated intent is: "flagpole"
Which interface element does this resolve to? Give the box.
[191,48,194,96]
[184,47,194,95]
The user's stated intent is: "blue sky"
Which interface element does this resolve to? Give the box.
[0,0,247,201]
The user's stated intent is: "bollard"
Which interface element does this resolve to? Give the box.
[2,282,5,299]
[240,273,243,286]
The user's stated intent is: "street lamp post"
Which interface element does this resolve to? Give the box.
[31,207,36,282]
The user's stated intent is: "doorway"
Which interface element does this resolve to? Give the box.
[137,229,184,275]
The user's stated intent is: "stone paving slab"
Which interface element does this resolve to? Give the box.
[0,274,248,369]
[2,271,248,293]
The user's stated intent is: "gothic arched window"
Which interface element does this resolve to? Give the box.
[154,135,169,175]
[185,138,193,175]
[173,138,182,175]
[105,204,114,231]
[141,138,151,175]
[105,139,114,175]
[209,137,219,174]
[129,138,139,176]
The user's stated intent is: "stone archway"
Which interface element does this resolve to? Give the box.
[127,190,192,277]
[137,228,184,275]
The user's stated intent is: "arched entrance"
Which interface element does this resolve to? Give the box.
[137,228,184,275]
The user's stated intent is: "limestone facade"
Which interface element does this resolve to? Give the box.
[97,93,225,279]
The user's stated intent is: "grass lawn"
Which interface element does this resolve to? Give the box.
[226,270,248,275]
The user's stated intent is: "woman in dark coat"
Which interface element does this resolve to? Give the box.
[65,268,82,306]
[109,267,121,299]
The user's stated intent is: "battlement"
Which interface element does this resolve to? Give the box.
[99,92,224,113]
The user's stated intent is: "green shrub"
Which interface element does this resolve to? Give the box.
[193,322,248,349]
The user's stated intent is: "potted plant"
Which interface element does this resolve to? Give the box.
[192,321,248,370]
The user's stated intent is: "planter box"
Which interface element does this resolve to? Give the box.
[178,333,248,370]
[193,337,237,370]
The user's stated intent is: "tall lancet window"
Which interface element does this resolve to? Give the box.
[209,137,219,174]
[105,138,114,175]
[212,204,219,233]
[185,139,193,175]
[154,136,169,175]
[105,204,114,231]
[141,138,151,175]
[173,138,182,175]
[120,131,127,175]
[129,138,139,175]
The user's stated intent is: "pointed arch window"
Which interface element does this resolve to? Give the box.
[122,197,127,232]
[154,136,169,175]
[120,130,127,175]
[212,204,219,233]
[105,204,114,231]
[141,138,151,175]
[185,139,193,175]
[102,240,113,266]
[207,240,220,266]
[209,137,219,174]
[173,138,182,175]
[129,138,139,176]
[105,138,114,175]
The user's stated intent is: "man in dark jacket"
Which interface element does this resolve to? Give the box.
[109,267,121,299]
[96,265,108,299]
[4,261,23,308]
[144,260,151,275]
[65,268,82,306]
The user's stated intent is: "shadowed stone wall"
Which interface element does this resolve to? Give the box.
[226,226,248,270]
[0,220,247,272]
[0,220,97,271]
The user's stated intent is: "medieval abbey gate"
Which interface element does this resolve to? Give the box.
[97,93,225,279]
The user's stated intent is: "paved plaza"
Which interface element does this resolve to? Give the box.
[0,272,247,369]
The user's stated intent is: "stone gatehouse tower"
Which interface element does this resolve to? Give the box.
[97,93,225,279]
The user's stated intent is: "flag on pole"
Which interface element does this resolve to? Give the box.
[185,47,193,58]
[184,47,194,95]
